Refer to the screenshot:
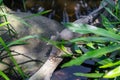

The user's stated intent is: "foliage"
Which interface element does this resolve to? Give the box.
[0,70,10,80]
[61,0,120,79]
[0,0,2,5]
[0,0,120,79]
[0,5,28,80]
[0,4,41,80]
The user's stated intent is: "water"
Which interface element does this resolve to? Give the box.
[3,0,101,22]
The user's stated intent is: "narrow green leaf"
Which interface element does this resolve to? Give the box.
[0,22,10,27]
[101,15,115,32]
[74,72,104,78]
[105,7,120,21]
[23,10,52,19]
[8,35,39,47]
[98,58,113,65]
[62,45,120,68]
[60,45,70,54]
[104,66,120,78]
[0,70,10,80]
[100,60,120,68]
[0,37,26,79]
[115,2,120,16]
[70,36,117,43]
[86,42,95,49]
[5,13,32,27]
[66,23,120,41]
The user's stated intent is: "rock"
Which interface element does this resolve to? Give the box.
[0,7,65,75]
